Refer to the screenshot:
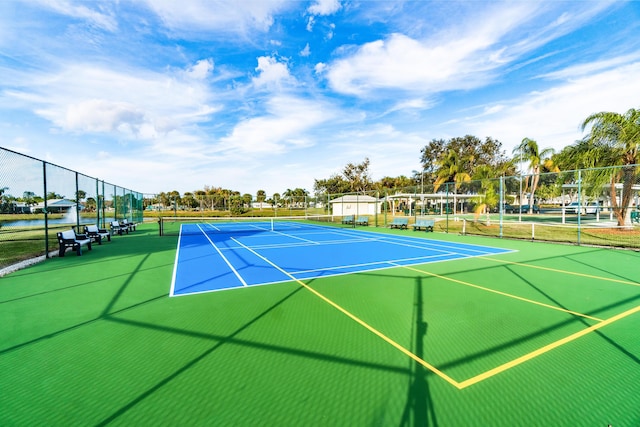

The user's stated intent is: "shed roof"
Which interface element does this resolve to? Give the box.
[329,195,379,203]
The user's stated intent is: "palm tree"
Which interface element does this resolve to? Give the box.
[434,149,471,192]
[472,165,498,223]
[581,108,640,225]
[512,138,556,214]
[434,150,472,215]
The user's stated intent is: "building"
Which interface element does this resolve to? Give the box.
[329,195,381,216]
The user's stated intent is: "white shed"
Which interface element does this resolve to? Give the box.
[329,195,381,216]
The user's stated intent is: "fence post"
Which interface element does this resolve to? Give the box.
[577,170,582,245]
[499,176,504,238]
[75,171,80,231]
[43,161,50,258]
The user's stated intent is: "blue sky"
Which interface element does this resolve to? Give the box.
[1,0,639,197]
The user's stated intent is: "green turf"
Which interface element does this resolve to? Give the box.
[1,224,639,426]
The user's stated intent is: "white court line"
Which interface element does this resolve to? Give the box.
[270,229,320,244]
[230,237,298,282]
[203,222,271,233]
[169,224,185,296]
[196,224,248,287]
[219,236,384,251]
[293,253,457,275]
[335,228,517,258]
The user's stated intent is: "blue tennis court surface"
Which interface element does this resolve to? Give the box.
[170,221,514,296]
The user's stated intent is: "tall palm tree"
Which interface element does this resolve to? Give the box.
[581,107,640,225]
[512,138,556,214]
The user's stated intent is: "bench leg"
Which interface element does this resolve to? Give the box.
[59,246,66,257]
[75,243,82,256]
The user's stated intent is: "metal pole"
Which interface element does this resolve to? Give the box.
[43,161,49,257]
[499,176,504,238]
[518,152,523,221]
[75,171,80,231]
[577,170,581,245]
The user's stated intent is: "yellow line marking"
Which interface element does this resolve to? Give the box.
[457,304,640,388]
[481,257,640,287]
[400,265,603,322]
[296,279,463,389]
[231,238,462,388]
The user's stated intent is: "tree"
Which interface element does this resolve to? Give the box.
[434,149,471,192]
[581,107,640,225]
[46,191,64,200]
[0,186,11,214]
[420,139,448,183]
[182,192,198,210]
[314,174,350,195]
[85,197,97,212]
[421,136,512,184]
[22,191,37,206]
[512,138,556,214]
[472,164,499,223]
[242,193,253,208]
[342,158,372,193]
[168,190,181,210]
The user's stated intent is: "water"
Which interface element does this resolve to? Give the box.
[1,215,115,228]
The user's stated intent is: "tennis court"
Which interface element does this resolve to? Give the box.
[1,221,639,425]
[171,219,513,295]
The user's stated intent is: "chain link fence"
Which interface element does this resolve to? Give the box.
[449,165,640,248]
[0,147,144,268]
[147,165,640,249]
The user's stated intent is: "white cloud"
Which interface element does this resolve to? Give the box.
[219,96,334,154]
[183,59,214,80]
[323,2,614,97]
[326,32,500,95]
[141,0,290,34]
[61,99,145,134]
[252,56,292,87]
[300,43,311,57]
[5,60,220,140]
[34,0,118,31]
[464,61,640,153]
[308,0,341,16]
[538,53,640,80]
[306,16,315,32]
[383,98,434,116]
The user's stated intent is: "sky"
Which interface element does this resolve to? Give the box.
[1,0,640,197]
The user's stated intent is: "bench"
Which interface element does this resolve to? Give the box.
[632,211,639,224]
[342,215,354,225]
[110,220,129,235]
[355,216,369,226]
[389,217,409,230]
[413,218,435,232]
[84,224,111,244]
[121,218,136,231]
[57,229,92,257]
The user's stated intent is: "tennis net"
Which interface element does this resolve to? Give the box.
[158,215,342,236]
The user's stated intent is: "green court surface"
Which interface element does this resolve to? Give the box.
[1,224,639,426]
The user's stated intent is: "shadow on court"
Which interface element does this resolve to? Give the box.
[400,277,439,426]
